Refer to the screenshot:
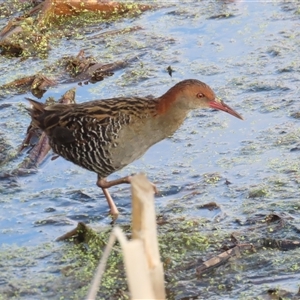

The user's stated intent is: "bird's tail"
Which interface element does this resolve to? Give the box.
[26,98,47,130]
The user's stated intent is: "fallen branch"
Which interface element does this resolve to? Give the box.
[196,243,255,276]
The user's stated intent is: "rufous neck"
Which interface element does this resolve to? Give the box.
[156,87,182,115]
[155,91,190,138]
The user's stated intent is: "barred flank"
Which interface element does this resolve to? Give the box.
[27,96,158,178]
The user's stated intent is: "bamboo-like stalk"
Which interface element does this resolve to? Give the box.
[131,174,166,299]
[86,173,166,300]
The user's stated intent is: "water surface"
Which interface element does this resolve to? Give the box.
[0,1,300,299]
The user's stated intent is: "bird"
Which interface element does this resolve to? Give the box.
[27,79,243,220]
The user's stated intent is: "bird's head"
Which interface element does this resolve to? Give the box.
[159,79,243,120]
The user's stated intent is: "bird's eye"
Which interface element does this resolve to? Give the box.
[196,93,204,98]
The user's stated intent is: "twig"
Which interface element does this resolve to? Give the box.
[86,229,117,300]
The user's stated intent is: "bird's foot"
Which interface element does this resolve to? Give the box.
[109,206,119,225]
[101,187,119,224]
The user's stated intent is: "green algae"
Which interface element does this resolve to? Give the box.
[248,186,269,199]
[0,219,211,299]
[0,1,150,59]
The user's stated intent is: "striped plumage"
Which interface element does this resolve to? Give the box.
[29,97,158,178]
[28,79,243,219]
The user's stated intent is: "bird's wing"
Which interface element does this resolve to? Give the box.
[28,97,157,145]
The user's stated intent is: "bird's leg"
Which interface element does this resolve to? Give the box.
[97,175,131,188]
[101,188,119,220]
[98,175,158,193]
[97,175,158,221]
[96,175,131,220]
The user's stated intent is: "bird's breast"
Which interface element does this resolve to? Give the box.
[108,112,187,171]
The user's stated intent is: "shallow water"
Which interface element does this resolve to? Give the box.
[0,0,300,299]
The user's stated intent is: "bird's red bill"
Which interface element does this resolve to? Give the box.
[209,100,243,120]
